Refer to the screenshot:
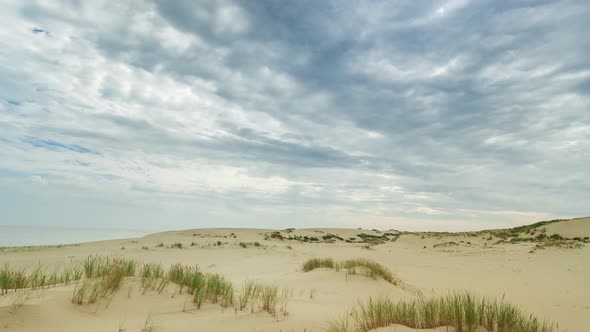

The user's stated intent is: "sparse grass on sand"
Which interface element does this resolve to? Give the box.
[4,256,289,318]
[0,243,80,254]
[302,258,337,271]
[159,264,234,309]
[72,257,137,304]
[326,292,557,332]
[141,313,158,332]
[7,289,34,314]
[1,262,84,295]
[140,263,167,293]
[302,258,398,285]
[238,280,288,316]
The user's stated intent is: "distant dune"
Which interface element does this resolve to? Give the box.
[1,218,588,331]
[542,217,590,238]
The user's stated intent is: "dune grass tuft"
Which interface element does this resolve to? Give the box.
[327,292,557,332]
[140,263,167,293]
[71,257,137,304]
[141,313,158,332]
[239,280,262,311]
[1,262,86,295]
[302,258,398,285]
[157,264,234,309]
[237,280,288,316]
[302,258,337,272]
[341,258,398,285]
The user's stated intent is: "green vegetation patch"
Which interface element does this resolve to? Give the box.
[302,257,398,285]
[327,292,556,332]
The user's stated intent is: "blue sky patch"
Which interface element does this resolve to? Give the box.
[23,136,101,156]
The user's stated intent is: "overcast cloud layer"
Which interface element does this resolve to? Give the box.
[1,0,589,231]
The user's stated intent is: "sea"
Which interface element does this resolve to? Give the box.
[0,225,155,247]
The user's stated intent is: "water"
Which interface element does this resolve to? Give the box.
[0,225,154,247]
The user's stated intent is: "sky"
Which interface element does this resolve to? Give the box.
[1,0,589,232]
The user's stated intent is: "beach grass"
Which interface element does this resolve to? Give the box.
[141,313,158,332]
[237,280,287,316]
[71,257,138,304]
[326,292,557,332]
[302,258,337,271]
[302,258,398,285]
[341,258,398,285]
[239,280,261,311]
[1,262,86,295]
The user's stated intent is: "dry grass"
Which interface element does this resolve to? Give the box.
[141,313,158,332]
[7,289,34,314]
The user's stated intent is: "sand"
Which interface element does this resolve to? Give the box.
[1,219,589,331]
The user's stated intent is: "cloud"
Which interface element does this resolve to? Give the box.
[30,175,47,185]
[0,0,588,230]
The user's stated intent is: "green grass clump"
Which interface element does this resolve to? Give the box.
[71,257,138,304]
[188,272,233,309]
[302,258,398,285]
[159,264,234,309]
[341,258,398,285]
[140,263,167,293]
[1,262,85,294]
[302,258,337,271]
[204,274,234,307]
[327,292,557,332]
[0,264,27,295]
[167,263,186,282]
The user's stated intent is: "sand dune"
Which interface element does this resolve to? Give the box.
[543,217,590,238]
[1,218,589,331]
